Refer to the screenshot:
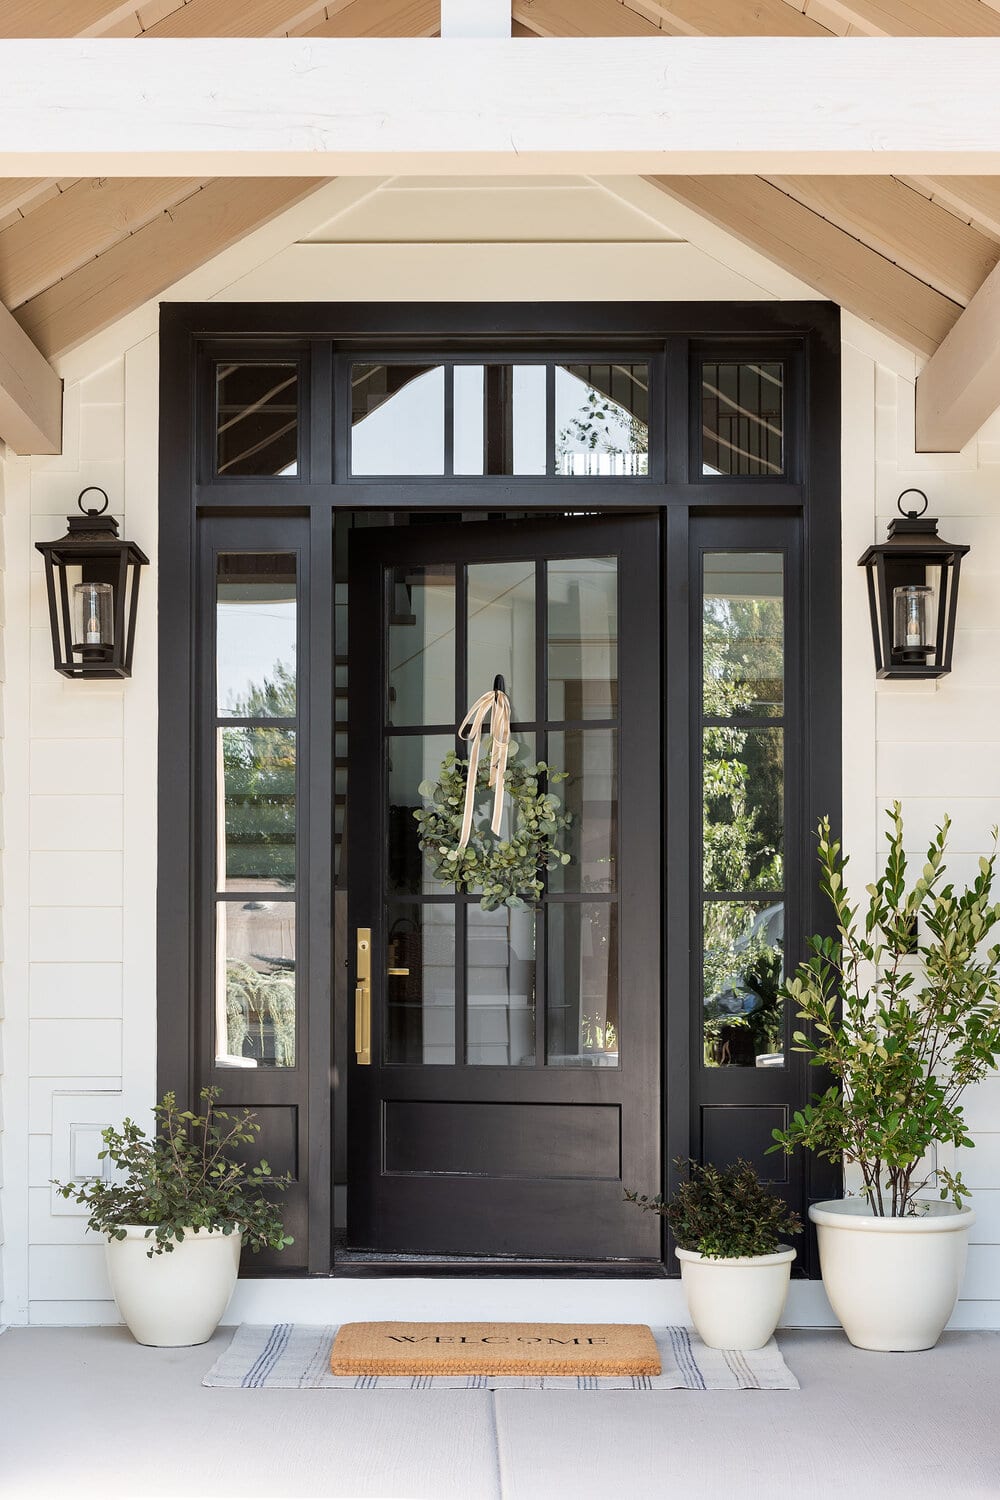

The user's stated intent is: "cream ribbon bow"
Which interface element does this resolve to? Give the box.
[457,677,512,851]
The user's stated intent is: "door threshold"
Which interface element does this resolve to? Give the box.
[334,1251,669,1279]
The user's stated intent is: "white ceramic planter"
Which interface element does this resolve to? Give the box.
[809,1198,975,1352]
[675,1245,795,1350]
[105,1225,242,1347]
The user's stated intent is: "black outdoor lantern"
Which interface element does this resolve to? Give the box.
[858,490,969,680]
[35,488,149,679]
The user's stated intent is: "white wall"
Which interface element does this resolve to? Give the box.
[2,175,999,1328]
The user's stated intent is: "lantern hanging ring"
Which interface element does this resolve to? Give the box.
[897,488,929,519]
[77,486,110,517]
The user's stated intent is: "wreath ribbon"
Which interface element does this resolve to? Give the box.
[457,682,512,849]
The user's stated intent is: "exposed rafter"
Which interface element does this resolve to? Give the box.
[0,297,61,453]
[647,175,962,354]
[783,0,1000,37]
[916,256,1000,450]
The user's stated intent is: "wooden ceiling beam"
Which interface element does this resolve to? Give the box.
[769,175,1000,304]
[646,175,961,355]
[0,176,209,309]
[512,0,662,36]
[144,0,331,37]
[304,0,441,37]
[0,3,137,36]
[13,176,327,360]
[912,177,1000,242]
[785,0,1000,36]
[917,257,1000,450]
[0,297,61,453]
[639,0,830,36]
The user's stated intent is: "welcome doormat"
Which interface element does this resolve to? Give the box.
[204,1323,800,1390]
[330,1322,661,1377]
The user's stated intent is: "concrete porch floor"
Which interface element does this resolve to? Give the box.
[1,1327,998,1499]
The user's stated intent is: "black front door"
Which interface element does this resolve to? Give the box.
[347,515,662,1261]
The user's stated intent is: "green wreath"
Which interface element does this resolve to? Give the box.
[414,740,572,911]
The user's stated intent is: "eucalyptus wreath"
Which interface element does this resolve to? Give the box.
[414,740,572,910]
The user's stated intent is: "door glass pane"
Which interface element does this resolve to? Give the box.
[351,364,445,475]
[216,554,296,718]
[467,906,536,1065]
[218,727,296,892]
[216,900,296,1068]
[389,734,455,894]
[703,900,785,1068]
[546,729,617,893]
[703,553,784,718]
[216,362,298,477]
[385,903,456,1065]
[702,361,783,477]
[454,365,485,476]
[388,564,455,726]
[546,903,619,1067]
[703,727,783,892]
[548,558,618,720]
[555,363,649,476]
[467,561,536,721]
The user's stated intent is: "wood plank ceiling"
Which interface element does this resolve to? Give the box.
[0,0,999,376]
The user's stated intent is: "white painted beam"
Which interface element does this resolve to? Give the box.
[0,300,61,455]
[1,38,1000,175]
[440,0,510,37]
[916,258,1000,452]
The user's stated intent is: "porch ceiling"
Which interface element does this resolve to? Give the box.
[0,0,999,454]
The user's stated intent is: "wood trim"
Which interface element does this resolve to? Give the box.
[13,176,328,360]
[0,297,61,454]
[145,0,331,37]
[770,174,1000,304]
[913,176,1000,243]
[0,177,207,310]
[512,0,663,37]
[646,175,962,355]
[916,256,1000,451]
[633,0,830,35]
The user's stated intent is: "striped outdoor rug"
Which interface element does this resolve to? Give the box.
[203,1323,799,1390]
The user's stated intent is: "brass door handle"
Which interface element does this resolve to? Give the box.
[355,928,371,1065]
[387,967,410,976]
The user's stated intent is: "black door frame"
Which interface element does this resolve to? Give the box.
[157,301,842,1278]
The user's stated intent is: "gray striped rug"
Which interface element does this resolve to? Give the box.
[204,1324,798,1390]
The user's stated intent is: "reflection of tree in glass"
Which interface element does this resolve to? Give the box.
[556,388,648,476]
[703,593,784,1065]
[224,661,296,886]
[224,662,296,1067]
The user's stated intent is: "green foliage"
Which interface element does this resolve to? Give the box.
[53,1088,294,1257]
[413,740,572,911]
[555,387,648,474]
[222,662,297,886]
[625,1158,802,1259]
[771,804,1000,1216]
[226,959,295,1066]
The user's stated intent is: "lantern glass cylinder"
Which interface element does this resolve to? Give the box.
[73,581,114,654]
[892,582,933,657]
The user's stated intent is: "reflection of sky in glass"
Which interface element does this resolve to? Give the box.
[352,367,445,475]
[217,596,296,715]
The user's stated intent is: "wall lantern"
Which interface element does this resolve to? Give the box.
[35,488,148,679]
[858,490,969,681]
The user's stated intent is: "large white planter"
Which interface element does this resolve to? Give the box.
[810,1198,975,1352]
[105,1225,242,1347]
[675,1245,795,1350]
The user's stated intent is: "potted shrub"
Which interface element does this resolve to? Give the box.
[54,1088,293,1347]
[626,1159,802,1349]
[772,804,1000,1351]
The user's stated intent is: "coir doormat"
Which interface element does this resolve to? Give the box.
[203,1323,800,1389]
[330,1322,661,1377]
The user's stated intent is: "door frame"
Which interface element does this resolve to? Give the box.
[157,301,842,1277]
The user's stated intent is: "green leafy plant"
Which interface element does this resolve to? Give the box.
[625,1158,802,1258]
[771,804,1000,1216]
[414,739,572,911]
[53,1088,294,1256]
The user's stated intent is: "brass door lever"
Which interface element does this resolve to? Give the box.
[355,928,371,1065]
